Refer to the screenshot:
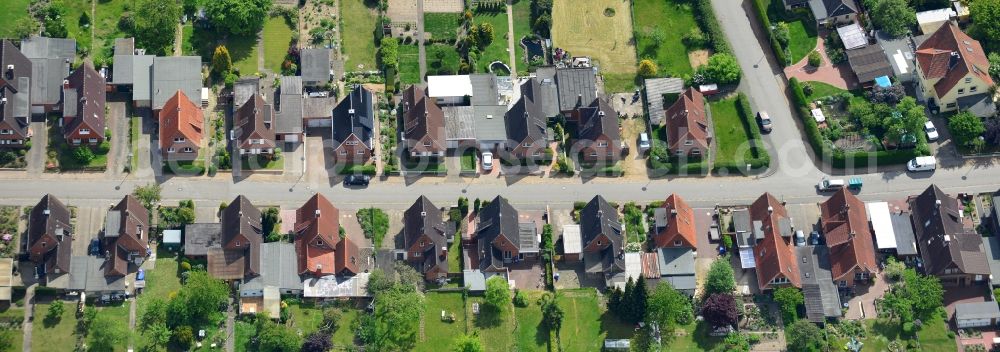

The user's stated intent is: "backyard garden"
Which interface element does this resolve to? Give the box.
[633,0,699,77]
[552,0,636,92]
[342,0,380,71]
[756,0,818,66]
[471,5,512,74]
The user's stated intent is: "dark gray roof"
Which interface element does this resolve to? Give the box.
[983,237,1000,286]
[733,208,755,247]
[657,247,695,277]
[643,77,684,125]
[824,0,858,17]
[183,223,222,257]
[955,301,1000,321]
[847,45,894,83]
[469,73,499,106]
[910,185,990,277]
[332,85,375,149]
[233,77,260,112]
[68,256,127,293]
[0,80,31,139]
[241,242,301,292]
[506,79,548,145]
[104,210,121,239]
[555,67,597,112]
[533,67,560,117]
[876,31,917,78]
[890,213,918,256]
[151,56,202,110]
[797,245,843,322]
[112,38,135,85]
[957,93,997,118]
[21,37,75,106]
[476,196,520,271]
[518,222,539,253]
[301,48,332,84]
[403,196,452,251]
[131,55,154,101]
[275,76,303,135]
[302,96,336,119]
[443,106,476,140]
[21,37,75,58]
[472,105,508,142]
[577,98,619,142]
[580,195,622,248]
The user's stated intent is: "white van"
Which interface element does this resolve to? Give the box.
[638,133,651,152]
[906,156,936,172]
[817,178,845,191]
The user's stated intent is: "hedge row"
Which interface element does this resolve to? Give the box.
[750,0,789,67]
[649,158,710,177]
[713,93,772,174]
[694,0,732,55]
[339,163,377,175]
[787,78,923,169]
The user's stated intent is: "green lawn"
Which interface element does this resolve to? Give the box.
[181,24,195,56]
[633,0,698,77]
[0,305,24,352]
[341,0,379,71]
[802,81,864,101]
[467,295,518,352]
[134,254,182,349]
[263,16,296,73]
[32,300,80,351]
[417,292,468,351]
[190,27,258,76]
[92,0,131,58]
[90,303,131,351]
[129,115,139,173]
[669,322,723,351]
[0,0,30,38]
[710,97,754,167]
[427,44,461,76]
[424,13,462,41]
[473,9,511,73]
[460,149,477,172]
[916,313,956,352]
[286,301,324,336]
[764,0,817,64]
[332,308,360,347]
[557,289,634,351]
[53,0,92,57]
[828,316,954,352]
[448,231,462,272]
[513,291,548,352]
[399,44,421,85]
[603,72,640,94]
[511,0,533,75]
[46,123,108,171]
[234,320,254,352]
[241,154,284,171]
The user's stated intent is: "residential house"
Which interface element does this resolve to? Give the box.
[955,302,1000,328]
[819,188,877,288]
[915,22,995,116]
[554,67,597,114]
[207,196,263,281]
[274,76,304,143]
[61,63,106,146]
[151,56,203,112]
[846,45,894,87]
[909,184,989,285]
[403,196,455,280]
[21,36,74,114]
[750,193,800,290]
[293,194,361,278]
[402,85,446,158]
[0,40,32,148]
[27,194,73,282]
[784,0,858,25]
[475,196,539,271]
[916,8,955,35]
[427,75,474,105]
[331,85,375,162]
[239,242,302,318]
[579,196,626,284]
[796,245,843,322]
[664,88,710,158]
[233,93,277,156]
[159,90,204,160]
[656,247,697,296]
[110,37,136,91]
[505,79,549,160]
[300,48,333,87]
[101,195,149,278]
[653,194,697,249]
[571,97,621,162]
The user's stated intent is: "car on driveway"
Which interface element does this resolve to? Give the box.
[924,120,939,141]
[344,175,370,187]
[756,111,773,133]
[481,152,494,171]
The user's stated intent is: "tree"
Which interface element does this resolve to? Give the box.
[167,271,228,328]
[638,59,658,78]
[212,45,233,77]
[869,0,916,37]
[257,317,302,352]
[950,111,986,146]
[89,314,126,351]
[772,22,790,48]
[807,50,822,67]
[484,275,511,311]
[786,320,824,352]
[985,118,1000,145]
[145,323,172,350]
[320,308,341,332]
[701,53,742,84]
[990,52,1000,79]
[133,183,162,210]
[302,331,333,352]
[73,146,95,164]
[394,260,425,291]
[372,287,423,351]
[878,268,943,322]
[704,256,736,297]
[883,256,906,281]
[204,0,272,36]
[12,18,40,40]
[140,298,168,331]
[451,334,485,352]
[973,0,1000,42]
[702,293,738,328]
[478,23,495,48]
[134,0,181,55]
[608,286,623,313]
[173,325,194,347]
[629,276,649,323]
[45,300,64,323]
[262,207,282,242]
[867,85,906,104]
[380,37,399,70]
[43,17,67,38]
[646,282,693,335]
[773,287,803,323]
[540,293,564,331]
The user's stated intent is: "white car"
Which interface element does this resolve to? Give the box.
[481,152,494,171]
[924,121,939,141]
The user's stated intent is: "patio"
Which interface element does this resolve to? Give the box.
[783,35,860,90]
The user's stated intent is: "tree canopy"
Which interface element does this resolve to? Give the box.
[700,53,742,84]
[484,275,511,311]
[133,0,182,55]
[133,183,162,210]
[704,256,736,297]
[167,271,229,328]
[868,0,916,37]
[949,111,986,147]
[89,313,127,351]
[773,287,803,323]
[257,315,302,352]
[702,293,739,328]
[878,268,943,322]
[451,334,485,352]
[786,320,824,352]
[973,0,1000,42]
[212,45,234,77]
[372,287,424,351]
[638,59,658,78]
[204,0,273,36]
[645,282,693,336]
[301,331,333,352]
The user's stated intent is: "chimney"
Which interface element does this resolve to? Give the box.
[598,111,605,117]
[935,199,942,208]
[316,264,322,272]
[63,79,70,88]
[670,209,677,216]
[421,211,427,217]
[577,94,582,106]
[767,206,774,214]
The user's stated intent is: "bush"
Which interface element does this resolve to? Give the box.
[73,147,95,164]
[807,51,822,67]
[692,0,731,54]
[513,290,528,307]
[751,0,787,65]
[180,262,192,271]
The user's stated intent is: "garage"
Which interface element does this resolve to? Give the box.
[283,133,300,143]
[306,118,331,128]
[955,301,1000,329]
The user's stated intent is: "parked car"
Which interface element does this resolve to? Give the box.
[343,175,371,186]
[906,156,937,172]
[638,133,651,152]
[817,178,845,192]
[924,120,939,141]
[756,111,773,133]
[795,230,806,246]
[481,152,494,171]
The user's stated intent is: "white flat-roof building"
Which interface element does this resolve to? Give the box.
[562,224,582,262]
[916,8,955,34]
[427,75,474,105]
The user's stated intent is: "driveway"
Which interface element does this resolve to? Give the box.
[73,206,105,256]
[25,121,47,174]
[105,102,129,177]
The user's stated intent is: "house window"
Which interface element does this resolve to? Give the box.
[946,103,957,108]
[413,251,421,257]
[691,149,701,155]
[174,137,185,142]
[597,240,602,246]
[675,150,684,155]
[839,280,847,287]
[590,152,598,157]
[420,240,425,247]
[503,251,512,259]
[598,141,607,147]
[183,147,193,153]
[971,86,978,93]
[167,147,175,153]
[674,240,682,246]
[958,88,965,94]
[0,129,11,135]
[532,151,540,156]
[80,128,90,135]
[235,241,240,247]
[72,139,81,144]
[423,141,431,146]
[523,142,532,147]
[339,150,347,155]
[357,150,365,155]
[966,77,973,84]
[684,140,693,146]
[89,138,97,144]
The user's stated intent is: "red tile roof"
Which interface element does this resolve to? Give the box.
[820,189,877,284]
[654,194,697,248]
[294,194,341,276]
[159,90,204,149]
[664,88,710,151]
[916,22,994,98]
[335,238,360,276]
[750,193,800,290]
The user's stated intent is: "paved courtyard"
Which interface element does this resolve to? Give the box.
[782,35,859,90]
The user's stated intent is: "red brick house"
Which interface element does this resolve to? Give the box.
[505,80,548,161]
[27,194,73,278]
[159,90,204,161]
[207,196,263,281]
[234,94,276,157]
[331,85,375,163]
[751,193,800,290]
[572,98,621,162]
[294,193,359,277]
[403,196,454,280]
[0,40,32,148]
[102,195,150,277]
[62,63,106,146]
[579,195,625,280]
[401,85,446,158]
[652,194,697,249]
[820,188,877,288]
[664,88,710,158]
[909,185,990,286]
[475,196,539,271]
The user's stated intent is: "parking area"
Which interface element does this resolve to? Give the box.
[507,261,545,290]
[73,206,106,257]
[785,203,822,234]
[195,206,219,223]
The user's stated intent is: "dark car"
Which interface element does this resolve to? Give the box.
[89,239,102,256]
[756,111,773,133]
[344,175,371,187]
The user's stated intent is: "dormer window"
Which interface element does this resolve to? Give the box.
[80,128,90,135]
[597,240,602,246]
[235,241,240,247]
[523,142,532,147]
[423,141,431,146]
[420,240,425,247]
[684,140,693,146]
[598,141,607,147]
[174,137,185,142]
[183,147,194,153]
